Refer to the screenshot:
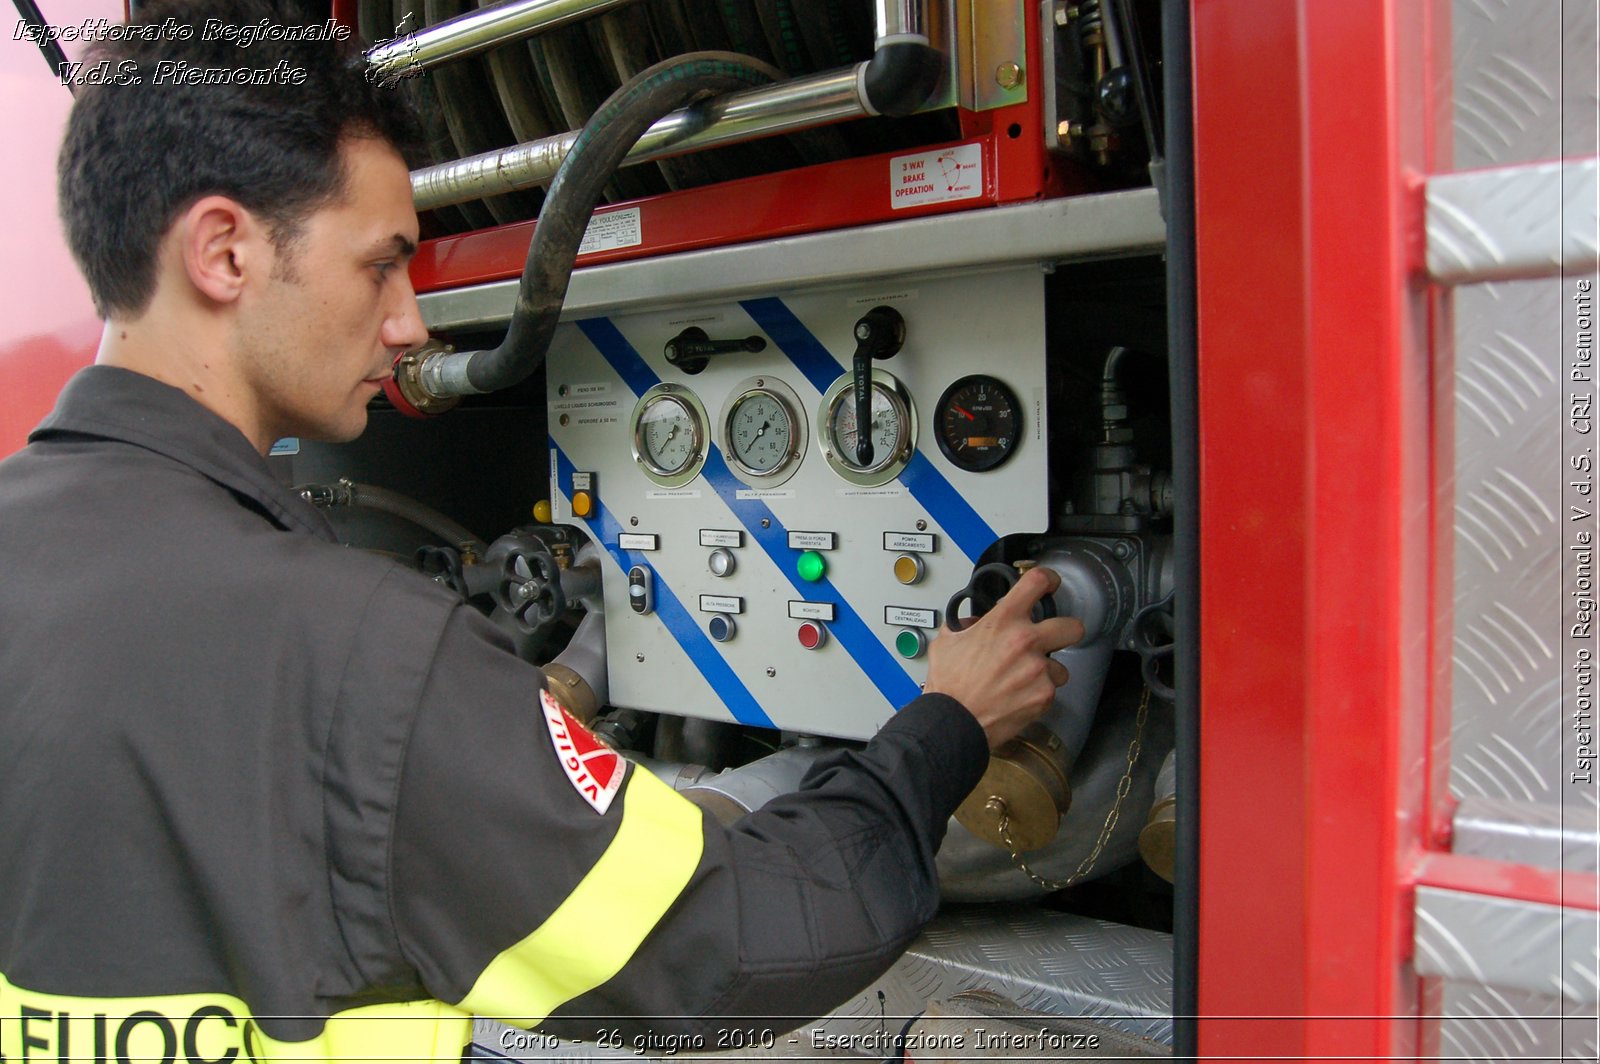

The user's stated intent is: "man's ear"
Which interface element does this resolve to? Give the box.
[175,196,269,305]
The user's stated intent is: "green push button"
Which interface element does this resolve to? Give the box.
[894,628,926,660]
[796,549,827,583]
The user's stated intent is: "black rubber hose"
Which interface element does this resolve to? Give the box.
[297,481,487,557]
[1161,0,1200,1059]
[462,52,784,395]
[12,0,75,94]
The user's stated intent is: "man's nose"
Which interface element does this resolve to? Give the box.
[383,278,429,351]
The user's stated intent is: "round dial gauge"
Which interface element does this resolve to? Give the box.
[729,391,792,473]
[817,369,917,487]
[630,384,708,487]
[935,375,1023,472]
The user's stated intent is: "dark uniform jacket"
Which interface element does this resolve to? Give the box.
[0,366,989,1061]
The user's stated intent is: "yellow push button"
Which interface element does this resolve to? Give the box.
[893,553,925,585]
[571,491,595,518]
[532,500,553,523]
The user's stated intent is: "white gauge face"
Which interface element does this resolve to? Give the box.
[829,385,904,472]
[631,384,709,487]
[728,392,794,474]
[639,396,697,475]
[817,369,917,487]
[718,376,807,489]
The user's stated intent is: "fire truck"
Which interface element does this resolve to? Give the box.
[2,1,1595,1059]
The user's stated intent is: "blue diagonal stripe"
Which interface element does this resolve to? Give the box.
[738,298,1000,562]
[554,446,775,729]
[739,297,841,396]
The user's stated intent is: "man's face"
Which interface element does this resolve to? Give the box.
[234,135,427,446]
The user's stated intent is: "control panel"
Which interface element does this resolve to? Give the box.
[546,267,1049,740]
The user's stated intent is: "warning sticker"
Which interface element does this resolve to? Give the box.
[577,207,643,256]
[541,689,624,815]
[890,144,983,209]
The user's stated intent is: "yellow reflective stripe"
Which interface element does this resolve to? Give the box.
[253,1000,471,1062]
[1,970,471,1062]
[458,767,704,1024]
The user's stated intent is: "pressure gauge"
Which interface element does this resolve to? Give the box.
[630,383,708,487]
[817,369,917,487]
[719,376,807,488]
[935,374,1022,472]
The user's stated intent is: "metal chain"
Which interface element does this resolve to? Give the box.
[991,684,1152,891]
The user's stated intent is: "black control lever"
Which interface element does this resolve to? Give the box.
[850,306,906,467]
[663,327,767,375]
[944,561,1059,632]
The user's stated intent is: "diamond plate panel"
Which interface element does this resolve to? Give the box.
[1447,3,1600,1058]
[1449,0,1599,810]
[1452,0,1598,170]
[1454,794,1600,870]
[1427,158,1600,283]
[470,908,1172,1060]
[1437,981,1598,1062]
[1415,888,1600,1002]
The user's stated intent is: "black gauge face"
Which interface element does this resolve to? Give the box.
[935,375,1021,472]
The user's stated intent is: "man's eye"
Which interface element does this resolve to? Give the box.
[372,262,396,279]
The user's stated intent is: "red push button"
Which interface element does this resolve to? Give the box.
[796,621,828,650]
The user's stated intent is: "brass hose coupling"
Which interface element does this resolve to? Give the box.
[955,722,1073,851]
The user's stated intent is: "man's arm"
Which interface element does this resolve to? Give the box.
[386,568,1077,1039]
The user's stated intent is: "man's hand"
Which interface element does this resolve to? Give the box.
[924,566,1085,750]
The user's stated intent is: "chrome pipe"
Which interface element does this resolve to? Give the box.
[875,0,925,42]
[366,0,635,84]
[410,66,866,211]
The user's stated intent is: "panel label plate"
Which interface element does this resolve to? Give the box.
[884,532,938,553]
[788,531,836,550]
[577,207,643,255]
[886,606,939,629]
[617,533,658,551]
[699,595,744,614]
[890,144,982,210]
[700,529,744,547]
[788,601,837,621]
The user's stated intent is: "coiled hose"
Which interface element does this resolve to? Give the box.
[433,52,785,398]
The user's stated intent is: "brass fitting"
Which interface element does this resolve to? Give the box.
[542,662,600,724]
[1137,794,1177,883]
[955,723,1073,851]
[390,339,461,416]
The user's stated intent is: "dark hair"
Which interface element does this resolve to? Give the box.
[57,0,421,318]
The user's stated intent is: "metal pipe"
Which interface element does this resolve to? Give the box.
[411,66,865,211]
[876,0,928,42]
[874,0,924,42]
[365,0,634,84]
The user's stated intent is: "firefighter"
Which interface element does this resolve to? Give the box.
[0,1,1083,1059]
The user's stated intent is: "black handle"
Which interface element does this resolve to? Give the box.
[944,562,1058,632]
[663,327,767,375]
[849,306,906,466]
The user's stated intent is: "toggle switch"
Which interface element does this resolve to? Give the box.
[626,565,654,615]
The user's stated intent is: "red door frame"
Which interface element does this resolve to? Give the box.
[1193,0,1445,1056]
